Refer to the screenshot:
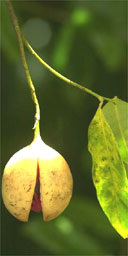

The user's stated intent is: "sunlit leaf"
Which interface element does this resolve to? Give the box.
[71,8,91,26]
[52,25,75,70]
[52,8,91,70]
[88,104,128,239]
[103,98,128,164]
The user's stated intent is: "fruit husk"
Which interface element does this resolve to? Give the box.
[2,136,73,222]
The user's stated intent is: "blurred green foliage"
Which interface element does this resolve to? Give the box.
[1,0,127,255]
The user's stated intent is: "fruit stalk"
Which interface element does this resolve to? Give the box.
[5,0,40,134]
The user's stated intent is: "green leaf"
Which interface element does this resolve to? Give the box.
[65,196,118,240]
[1,2,19,63]
[22,213,109,255]
[22,197,121,255]
[103,98,128,164]
[88,104,128,239]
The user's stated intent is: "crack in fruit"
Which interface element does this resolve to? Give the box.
[31,162,42,212]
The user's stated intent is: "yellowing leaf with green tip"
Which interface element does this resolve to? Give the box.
[88,104,128,239]
[103,98,128,164]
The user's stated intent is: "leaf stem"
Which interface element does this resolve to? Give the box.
[23,37,114,103]
[5,0,40,138]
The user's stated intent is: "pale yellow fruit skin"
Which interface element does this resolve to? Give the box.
[38,142,73,221]
[2,136,73,222]
[2,146,37,222]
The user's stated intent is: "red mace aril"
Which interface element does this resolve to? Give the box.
[31,164,42,212]
[2,135,73,222]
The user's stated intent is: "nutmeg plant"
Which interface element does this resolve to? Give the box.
[2,0,128,240]
[2,0,73,223]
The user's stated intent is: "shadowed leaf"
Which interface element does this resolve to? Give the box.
[22,213,109,255]
[103,98,128,164]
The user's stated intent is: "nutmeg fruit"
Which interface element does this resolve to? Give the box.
[2,135,73,222]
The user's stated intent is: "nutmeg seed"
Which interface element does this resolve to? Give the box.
[2,136,73,222]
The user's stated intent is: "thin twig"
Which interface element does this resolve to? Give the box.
[23,37,114,103]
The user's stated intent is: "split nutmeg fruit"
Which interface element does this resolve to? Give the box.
[2,135,73,222]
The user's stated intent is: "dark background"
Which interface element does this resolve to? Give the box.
[1,0,127,255]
